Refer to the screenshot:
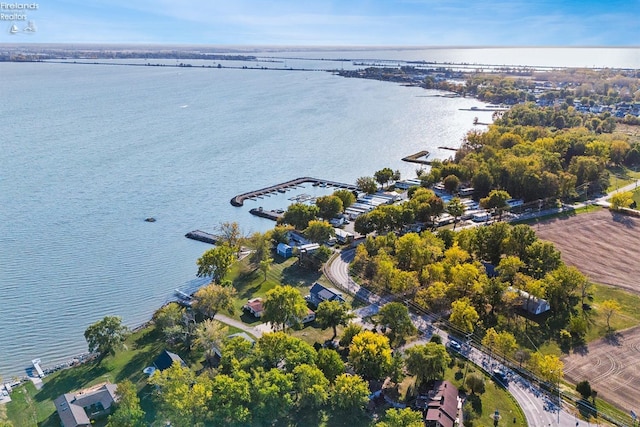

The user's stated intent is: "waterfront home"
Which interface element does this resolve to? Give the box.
[54,383,118,427]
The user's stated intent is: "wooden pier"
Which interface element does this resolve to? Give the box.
[401,150,433,165]
[185,230,217,244]
[230,177,358,207]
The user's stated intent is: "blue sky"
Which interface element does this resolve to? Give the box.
[2,0,638,45]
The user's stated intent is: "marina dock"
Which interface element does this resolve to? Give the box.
[230,177,358,207]
[185,230,217,244]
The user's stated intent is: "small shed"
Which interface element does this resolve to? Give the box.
[277,243,293,258]
[153,350,187,371]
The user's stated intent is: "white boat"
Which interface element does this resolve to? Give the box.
[9,24,19,34]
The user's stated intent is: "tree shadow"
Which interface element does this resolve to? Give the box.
[577,398,598,420]
[39,411,63,427]
[115,347,160,383]
[610,211,636,228]
[604,332,623,346]
[467,394,483,415]
[34,363,108,402]
[240,311,262,325]
[326,410,371,427]
[281,264,322,287]
[572,344,589,356]
[134,326,162,348]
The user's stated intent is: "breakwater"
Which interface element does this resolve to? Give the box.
[185,230,217,244]
[401,150,433,165]
[230,177,358,207]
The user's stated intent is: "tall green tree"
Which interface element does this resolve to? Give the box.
[316,348,345,382]
[376,407,423,427]
[196,244,236,283]
[208,373,252,427]
[258,256,273,282]
[443,174,460,193]
[251,368,295,425]
[106,380,145,427]
[316,195,344,219]
[405,342,451,388]
[333,189,356,210]
[375,167,395,189]
[480,189,511,220]
[150,362,213,427]
[263,285,309,332]
[316,300,354,340]
[255,332,317,372]
[193,283,236,319]
[446,197,466,230]
[331,373,370,414]
[304,220,335,243]
[379,302,416,346]
[84,315,129,363]
[356,176,378,194]
[281,203,320,230]
[292,364,330,409]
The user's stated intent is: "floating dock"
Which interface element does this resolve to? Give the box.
[185,230,217,244]
[401,150,433,165]
[31,359,45,378]
[230,177,358,207]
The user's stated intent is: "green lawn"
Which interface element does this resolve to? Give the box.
[585,283,640,342]
[4,326,166,426]
[606,166,640,193]
[510,204,601,226]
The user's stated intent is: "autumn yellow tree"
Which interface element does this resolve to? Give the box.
[610,191,633,210]
[601,299,621,332]
[348,330,392,380]
[449,298,479,334]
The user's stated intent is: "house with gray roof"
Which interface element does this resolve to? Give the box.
[307,282,345,308]
[54,383,118,427]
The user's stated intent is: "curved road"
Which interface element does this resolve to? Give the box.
[326,249,584,427]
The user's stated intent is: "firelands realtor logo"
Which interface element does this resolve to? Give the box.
[1,2,39,35]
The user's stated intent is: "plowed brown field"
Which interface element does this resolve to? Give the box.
[535,208,640,294]
[535,208,640,414]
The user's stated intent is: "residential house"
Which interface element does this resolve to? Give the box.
[416,380,460,427]
[307,282,345,308]
[334,228,354,244]
[507,286,551,315]
[243,298,264,318]
[54,383,118,427]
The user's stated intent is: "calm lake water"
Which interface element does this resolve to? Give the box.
[0,47,637,378]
